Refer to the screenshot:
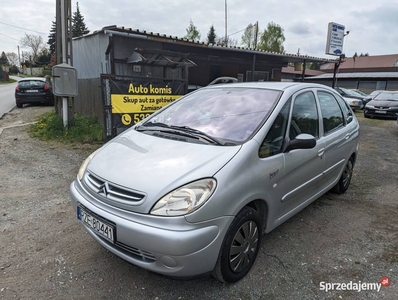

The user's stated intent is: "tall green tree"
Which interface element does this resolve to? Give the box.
[257,22,285,53]
[207,25,217,44]
[241,23,256,48]
[72,2,89,38]
[36,48,51,66]
[0,52,9,66]
[48,20,57,55]
[184,20,201,41]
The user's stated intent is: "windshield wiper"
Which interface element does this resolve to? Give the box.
[136,123,225,145]
[169,125,225,146]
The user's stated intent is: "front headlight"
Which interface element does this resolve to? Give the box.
[150,178,216,216]
[77,149,100,180]
[366,104,375,109]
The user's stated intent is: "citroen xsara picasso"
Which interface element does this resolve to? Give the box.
[70,82,359,283]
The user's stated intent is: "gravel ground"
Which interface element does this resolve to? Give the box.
[0,105,397,300]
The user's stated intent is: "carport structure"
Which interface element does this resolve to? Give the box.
[72,25,335,139]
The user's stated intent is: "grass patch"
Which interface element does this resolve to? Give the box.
[0,78,17,84]
[30,111,103,144]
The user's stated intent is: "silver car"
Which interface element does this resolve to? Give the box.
[70,82,359,283]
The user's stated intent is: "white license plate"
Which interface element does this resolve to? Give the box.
[26,90,39,93]
[375,110,387,114]
[77,205,115,243]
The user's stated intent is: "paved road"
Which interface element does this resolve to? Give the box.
[0,76,22,118]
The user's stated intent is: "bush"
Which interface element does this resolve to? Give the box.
[9,65,20,74]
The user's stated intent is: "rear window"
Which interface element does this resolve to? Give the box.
[18,80,45,88]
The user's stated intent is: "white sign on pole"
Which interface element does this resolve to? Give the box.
[325,22,345,56]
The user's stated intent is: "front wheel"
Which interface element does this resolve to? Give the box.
[212,206,263,283]
[332,157,354,194]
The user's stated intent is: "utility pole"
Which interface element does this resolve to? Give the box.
[224,0,227,46]
[253,21,259,50]
[55,0,73,127]
[17,45,21,67]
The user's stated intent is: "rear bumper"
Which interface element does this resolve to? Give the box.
[15,93,54,104]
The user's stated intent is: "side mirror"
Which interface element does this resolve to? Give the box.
[285,133,316,152]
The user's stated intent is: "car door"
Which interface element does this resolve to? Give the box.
[258,90,326,225]
[316,90,358,189]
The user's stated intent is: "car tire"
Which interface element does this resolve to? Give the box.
[211,206,263,283]
[332,157,354,194]
[364,113,369,118]
[16,102,22,108]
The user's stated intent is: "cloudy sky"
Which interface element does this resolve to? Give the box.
[1,0,397,60]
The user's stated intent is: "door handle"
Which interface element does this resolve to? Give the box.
[345,133,351,140]
[318,148,325,157]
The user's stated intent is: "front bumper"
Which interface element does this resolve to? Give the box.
[364,108,398,119]
[70,180,233,278]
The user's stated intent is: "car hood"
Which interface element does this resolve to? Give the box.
[368,100,398,107]
[86,129,241,212]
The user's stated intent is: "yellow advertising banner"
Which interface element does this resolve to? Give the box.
[110,80,185,128]
[111,94,182,114]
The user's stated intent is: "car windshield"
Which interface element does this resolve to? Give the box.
[374,92,398,101]
[141,87,281,143]
[340,88,363,97]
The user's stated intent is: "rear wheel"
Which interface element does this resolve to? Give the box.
[16,102,22,108]
[212,206,263,283]
[332,157,354,194]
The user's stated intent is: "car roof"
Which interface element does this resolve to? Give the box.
[204,81,332,93]
[18,77,47,82]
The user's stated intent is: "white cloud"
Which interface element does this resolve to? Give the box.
[1,0,397,59]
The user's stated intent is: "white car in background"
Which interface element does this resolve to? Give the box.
[342,96,363,111]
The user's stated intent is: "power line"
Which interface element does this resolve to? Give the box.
[0,32,20,41]
[0,21,46,35]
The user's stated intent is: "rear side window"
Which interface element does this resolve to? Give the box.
[317,91,344,134]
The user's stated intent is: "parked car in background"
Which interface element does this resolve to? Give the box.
[187,84,203,94]
[334,87,371,109]
[341,97,363,111]
[15,77,54,108]
[364,91,398,119]
[70,82,359,283]
[368,90,385,100]
[208,77,238,85]
[351,89,368,96]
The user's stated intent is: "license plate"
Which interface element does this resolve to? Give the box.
[77,205,115,243]
[375,110,387,114]
[26,90,39,93]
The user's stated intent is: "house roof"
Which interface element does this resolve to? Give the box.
[307,72,398,80]
[321,54,398,70]
[80,25,336,64]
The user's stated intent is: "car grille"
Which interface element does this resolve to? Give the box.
[83,172,145,205]
[114,241,156,262]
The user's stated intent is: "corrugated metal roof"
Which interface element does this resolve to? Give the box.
[322,54,398,70]
[307,72,398,79]
[77,25,335,64]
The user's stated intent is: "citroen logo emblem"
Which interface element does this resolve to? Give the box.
[98,182,109,196]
